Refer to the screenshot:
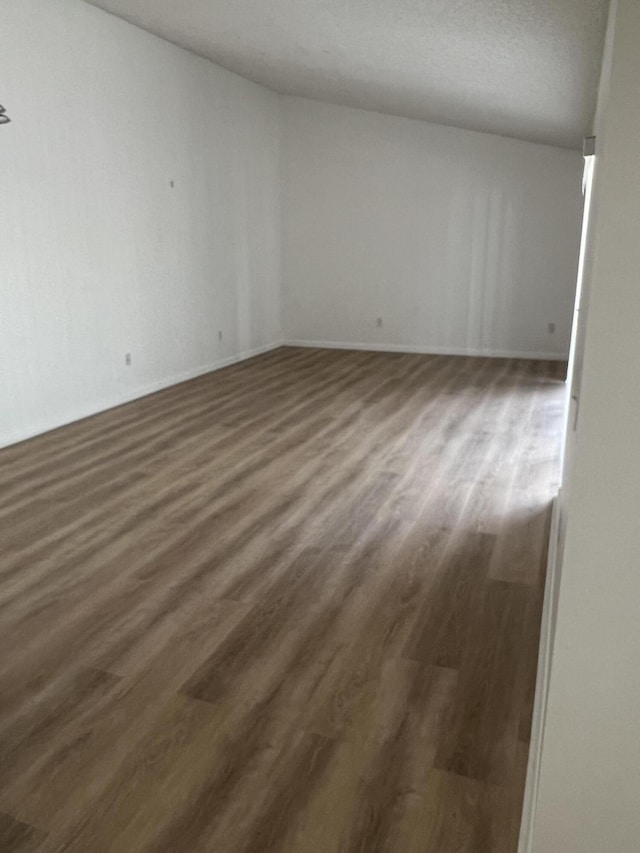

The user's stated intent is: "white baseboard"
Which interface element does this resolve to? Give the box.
[285,339,568,362]
[4,338,567,448]
[517,494,561,853]
[1,340,284,449]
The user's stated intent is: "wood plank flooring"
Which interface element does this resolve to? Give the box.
[0,346,567,852]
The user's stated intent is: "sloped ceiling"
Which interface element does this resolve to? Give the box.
[85,0,609,149]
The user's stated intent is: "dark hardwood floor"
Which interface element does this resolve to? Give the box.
[0,346,567,852]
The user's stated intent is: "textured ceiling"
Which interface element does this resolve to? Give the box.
[85,0,609,149]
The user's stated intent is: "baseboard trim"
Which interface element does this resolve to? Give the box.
[285,339,568,362]
[1,341,284,449]
[517,494,561,853]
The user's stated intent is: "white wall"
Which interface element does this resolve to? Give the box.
[555,0,618,596]
[0,0,281,447]
[281,97,583,359]
[0,1,586,448]
[532,0,640,850]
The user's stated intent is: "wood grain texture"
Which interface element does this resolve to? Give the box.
[0,346,567,852]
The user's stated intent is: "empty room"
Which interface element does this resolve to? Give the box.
[4,1,640,851]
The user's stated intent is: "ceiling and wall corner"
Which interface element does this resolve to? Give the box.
[84,0,609,149]
[0,0,595,445]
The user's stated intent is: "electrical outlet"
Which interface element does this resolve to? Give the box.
[376,317,383,328]
[547,322,556,334]
[125,352,132,366]
[218,330,223,342]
